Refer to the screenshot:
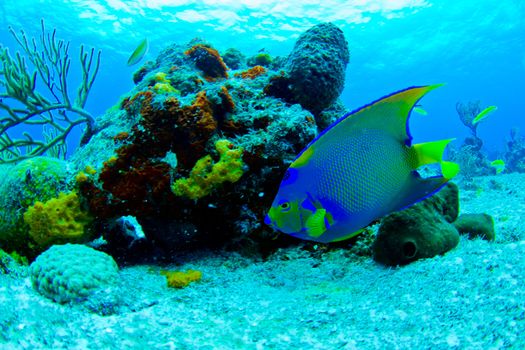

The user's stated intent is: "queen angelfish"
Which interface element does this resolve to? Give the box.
[265,85,459,243]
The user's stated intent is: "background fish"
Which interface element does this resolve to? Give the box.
[265,85,460,243]
[413,105,428,115]
[472,105,497,125]
[127,38,149,66]
[490,159,505,174]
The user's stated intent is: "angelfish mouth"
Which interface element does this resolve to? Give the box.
[264,214,273,227]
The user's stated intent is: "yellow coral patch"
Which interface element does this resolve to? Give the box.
[154,72,169,83]
[23,191,93,250]
[172,139,244,200]
[152,72,179,94]
[75,171,88,183]
[153,82,179,94]
[161,269,202,288]
[85,165,97,175]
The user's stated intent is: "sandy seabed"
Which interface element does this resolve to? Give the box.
[0,174,524,350]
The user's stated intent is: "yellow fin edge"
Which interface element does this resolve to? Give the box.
[330,229,365,242]
[292,147,314,168]
[413,138,455,165]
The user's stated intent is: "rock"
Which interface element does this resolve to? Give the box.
[453,213,495,241]
[0,157,73,255]
[222,48,246,70]
[372,183,460,266]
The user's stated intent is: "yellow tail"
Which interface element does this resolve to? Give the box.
[412,139,459,180]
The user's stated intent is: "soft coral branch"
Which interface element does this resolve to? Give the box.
[0,19,101,163]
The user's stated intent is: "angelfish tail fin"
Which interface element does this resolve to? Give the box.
[412,138,459,180]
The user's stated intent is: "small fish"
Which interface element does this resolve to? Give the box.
[413,105,428,115]
[265,85,459,243]
[490,159,505,174]
[472,105,497,125]
[127,38,149,66]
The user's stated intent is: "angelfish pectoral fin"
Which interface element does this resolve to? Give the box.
[305,208,331,238]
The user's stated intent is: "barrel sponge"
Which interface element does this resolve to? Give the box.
[286,22,349,115]
[373,183,460,266]
[30,244,118,304]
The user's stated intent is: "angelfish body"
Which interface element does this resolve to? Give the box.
[265,85,459,243]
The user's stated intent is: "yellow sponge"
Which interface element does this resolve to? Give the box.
[161,269,202,288]
[23,191,93,250]
[172,139,244,200]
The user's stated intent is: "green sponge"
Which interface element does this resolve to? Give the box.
[0,157,72,253]
[453,213,495,241]
[373,183,460,266]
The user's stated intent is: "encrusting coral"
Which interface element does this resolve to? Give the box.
[172,139,244,200]
[235,66,267,80]
[185,43,229,81]
[23,191,94,251]
[161,269,202,288]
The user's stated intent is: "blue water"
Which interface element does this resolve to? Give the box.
[1,0,524,154]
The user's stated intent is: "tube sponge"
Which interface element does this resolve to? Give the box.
[30,244,118,304]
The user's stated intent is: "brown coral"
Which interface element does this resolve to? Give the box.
[185,44,229,81]
[218,86,235,114]
[235,65,267,79]
[167,91,218,167]
[263,71,295,103]
[83,89,222,219]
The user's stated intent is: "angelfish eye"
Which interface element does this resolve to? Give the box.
[279,201,291,211]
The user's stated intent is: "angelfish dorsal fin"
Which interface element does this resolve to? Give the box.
[315,85,444,149]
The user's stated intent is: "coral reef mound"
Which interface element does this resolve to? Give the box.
[0,157,73,255]
[70,29,322,253]
[30,244,118,304]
